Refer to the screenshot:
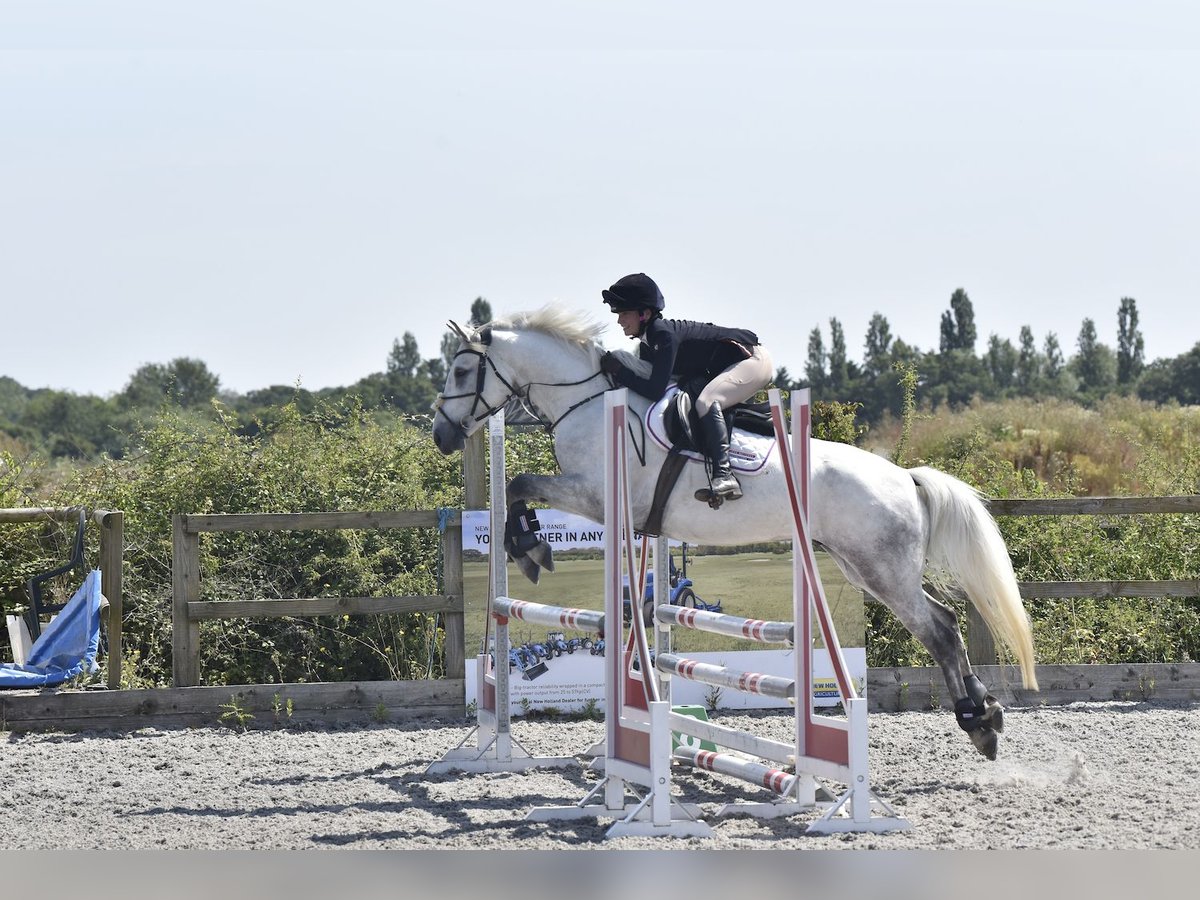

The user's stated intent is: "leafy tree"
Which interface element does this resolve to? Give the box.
[926,289,986,408]
[1043,332,1065,379]
[470,297,493,325]
[238,385,317,412]
[120,358,220,410]
[1137,343,1200,405]
[0,376,31,423]
[440,331,459,372]
[804,327,827,390]
[939,288,977,354]
[18,390,123,458]
[1072,318,1117,400]
[862,313,893,379]
[387,333,422,378]
[230,385,318,436]
[1117,297,1145,387]
[422,357,447,388]
[384,377,438,416]
[922,347,989,410]
[985,334,1019,394]
[1014,326,1039,393]
[828,318,849,392]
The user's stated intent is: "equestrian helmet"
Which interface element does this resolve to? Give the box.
[602,273,665,313]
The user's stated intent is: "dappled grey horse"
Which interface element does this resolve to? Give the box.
[432,306,1038,759]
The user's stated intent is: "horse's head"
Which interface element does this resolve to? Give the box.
[431,320,523,454]
[432,306,612,454]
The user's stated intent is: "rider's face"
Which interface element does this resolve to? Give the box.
[616,309,645,338]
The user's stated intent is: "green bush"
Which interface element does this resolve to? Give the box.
[4,400,462,686]
[6,390,1200,682]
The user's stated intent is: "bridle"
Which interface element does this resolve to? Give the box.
[432,341,526,437]
[432,322,611,440]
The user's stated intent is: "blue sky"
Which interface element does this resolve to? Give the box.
[2,1,1197,396]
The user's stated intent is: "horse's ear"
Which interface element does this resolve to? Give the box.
[448,320,476,344]
[477,324,493,345]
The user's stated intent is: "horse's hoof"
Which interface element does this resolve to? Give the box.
[982,699,1004,734]
[968,727,999,760]
[526,539,555,573]
[514,554,542,584]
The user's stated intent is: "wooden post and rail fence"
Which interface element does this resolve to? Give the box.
[3,441,1199,729]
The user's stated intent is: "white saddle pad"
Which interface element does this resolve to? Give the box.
[644,386,777,476]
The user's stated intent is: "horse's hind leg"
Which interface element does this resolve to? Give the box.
[916,589,1005,756]
[853,561,1005,759]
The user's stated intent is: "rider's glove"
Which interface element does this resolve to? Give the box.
[600,351,623,377]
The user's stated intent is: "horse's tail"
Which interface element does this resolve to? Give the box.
[909,466,1039,691]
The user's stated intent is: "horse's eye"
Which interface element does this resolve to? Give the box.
[453,367,470,381]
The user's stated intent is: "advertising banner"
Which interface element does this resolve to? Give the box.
[462,509,680,553]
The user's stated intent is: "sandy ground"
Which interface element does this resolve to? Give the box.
[1,700,1197,851]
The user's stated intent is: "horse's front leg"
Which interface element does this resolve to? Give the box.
[504,473,603,584]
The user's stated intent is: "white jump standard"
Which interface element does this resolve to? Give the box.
[525,388,909,836]
[648,389,908,832]
[426,410,583,774]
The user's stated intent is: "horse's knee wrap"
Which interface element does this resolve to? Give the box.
[504,500,542,558]
[955,673,992,732]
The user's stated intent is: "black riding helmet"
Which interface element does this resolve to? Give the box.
[601,273,666,313]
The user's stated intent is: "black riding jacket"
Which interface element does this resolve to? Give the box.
[610,316,759,402]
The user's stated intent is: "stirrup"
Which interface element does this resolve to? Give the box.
[694,473,742,506]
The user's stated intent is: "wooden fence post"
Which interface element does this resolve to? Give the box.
[441,520,465,680]
[172,515,201,687]
[925,581,999,667]
[454,429,487,677]
[463,429,487,510]
[965,604,999,667]
[97,510,124,689]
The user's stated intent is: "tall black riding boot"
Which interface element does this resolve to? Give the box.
[694,402,742,502]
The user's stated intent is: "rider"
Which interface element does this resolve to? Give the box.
[598,272,773,503]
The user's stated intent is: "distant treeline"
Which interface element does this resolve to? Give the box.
[3,291,1198,461]
[777,291,1198,426]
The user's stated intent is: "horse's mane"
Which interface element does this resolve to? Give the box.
[483,304,652,378]
[489,305,606,347]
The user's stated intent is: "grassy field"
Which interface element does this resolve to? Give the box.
[462,549,865,656]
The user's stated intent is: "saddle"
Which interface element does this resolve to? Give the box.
[643,388,777,533]
[660,390,775,451]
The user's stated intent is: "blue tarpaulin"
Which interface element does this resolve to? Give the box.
[1,569,102,688]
